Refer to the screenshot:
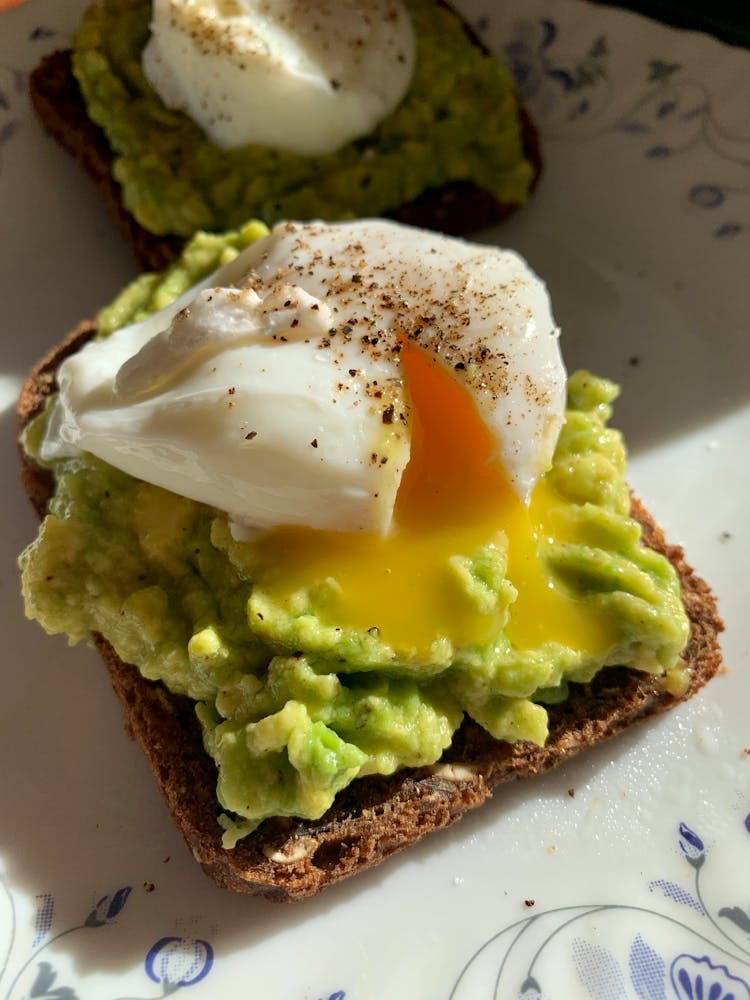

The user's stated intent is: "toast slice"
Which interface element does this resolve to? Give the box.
[18,323,724,901]
[29,38,542,273]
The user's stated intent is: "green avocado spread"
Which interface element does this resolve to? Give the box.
[72,0,535,237]
[19,227,690,847]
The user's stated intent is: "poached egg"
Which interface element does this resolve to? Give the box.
[142,0,416,155]
[44,221,612,658]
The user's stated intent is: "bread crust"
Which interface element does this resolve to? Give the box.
[29,48,543,272]
[17,323,724,900]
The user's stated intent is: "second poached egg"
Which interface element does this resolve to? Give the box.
[142,0,416,155]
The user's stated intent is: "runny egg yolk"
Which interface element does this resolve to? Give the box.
[253,342,616,658]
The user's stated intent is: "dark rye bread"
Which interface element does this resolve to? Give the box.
[18,325,724,901]
[29,48,542,273]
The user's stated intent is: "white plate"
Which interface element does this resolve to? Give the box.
[1,1,748,997]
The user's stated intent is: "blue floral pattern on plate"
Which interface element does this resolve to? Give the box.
[450,813,750,998]
[486,15,750,239]
[143,936,214,994]
[0,64,25,152]
[0,878,216,1000]
[0,23,56,174]
[0,871,349,999]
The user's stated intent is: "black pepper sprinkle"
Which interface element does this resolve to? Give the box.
[352,273,362,284]
[245,431,257,440]
[382,404,395,424]
[524,899,535,908]
[228,386,236,395]
[311,438,318,448]
[348,368,358,377]
[454,362,466,370]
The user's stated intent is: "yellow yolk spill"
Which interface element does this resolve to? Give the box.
[253,342,616,658]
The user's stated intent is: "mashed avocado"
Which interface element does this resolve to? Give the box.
[72,0,535,237]
[19,228,690,847]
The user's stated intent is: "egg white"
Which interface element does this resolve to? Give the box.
[143,0,416,154]
[43,220,566,536]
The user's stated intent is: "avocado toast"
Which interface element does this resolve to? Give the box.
[17,224,723,901]
[29,0,541,271]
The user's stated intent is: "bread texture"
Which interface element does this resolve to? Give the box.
[18,324,724,902]
[29,47,542,272]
